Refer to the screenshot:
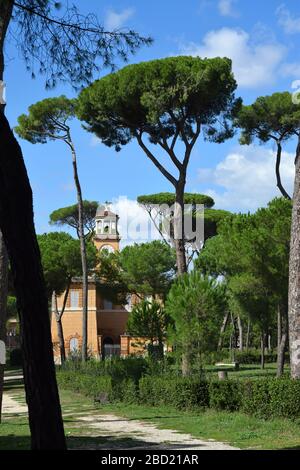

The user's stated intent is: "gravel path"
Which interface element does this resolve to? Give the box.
[78,414,238,450]
[2,376,238,450]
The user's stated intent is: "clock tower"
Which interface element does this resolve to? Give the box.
[94,204,120,253]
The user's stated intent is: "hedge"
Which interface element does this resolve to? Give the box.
[57,370,300,420]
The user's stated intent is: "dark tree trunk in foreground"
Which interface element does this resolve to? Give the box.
[0,231,8,423]
[277,304,288,378]
[0,113,65,448]
[276,141,292,200]
[288,136,300,379]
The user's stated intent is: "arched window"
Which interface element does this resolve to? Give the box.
[70,337,79,352]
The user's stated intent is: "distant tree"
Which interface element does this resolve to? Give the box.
[196,198,291,375]
[166,271,227,375]
[16,97,94,361]
[138,192,231,264]
[77,56,240,274]
[50,200,98,240]
[98,241,176,302]
[127,300,171,359]
[237,92,300,200]
[0,0,150,448]
[237,93,300,379]
[38,232,97,362]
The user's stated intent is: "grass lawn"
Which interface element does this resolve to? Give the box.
[204,363,289,380]
[1,364,299,451]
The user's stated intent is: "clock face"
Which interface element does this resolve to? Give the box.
[100,245,115,254]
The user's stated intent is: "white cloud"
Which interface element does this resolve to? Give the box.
[90,135,101,147]
[281,62,300,79]
[197,145,295,212]
[276,4,300,34]
[180,27,286,88]
[218,0,239,18]
[111,196,162,247]
[105,8,135,30]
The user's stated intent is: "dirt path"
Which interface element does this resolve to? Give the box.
[2,375,238,450]
[78,414,238,450]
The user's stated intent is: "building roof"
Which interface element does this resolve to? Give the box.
[95,204,119,219]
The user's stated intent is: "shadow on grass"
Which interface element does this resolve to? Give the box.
[0,434,205,451]
[66,435,205,450]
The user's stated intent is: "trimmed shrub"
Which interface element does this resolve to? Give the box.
[57,370,112,400]
[242,379,271,418]
[209,381,242,411]
[139,376,209,409]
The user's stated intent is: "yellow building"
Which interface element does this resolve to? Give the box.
[51,205,141,361]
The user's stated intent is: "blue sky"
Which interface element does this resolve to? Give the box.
[4,0,300,235]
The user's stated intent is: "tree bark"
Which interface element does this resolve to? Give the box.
[246,319,251,351]
[288,135,300,379]
[174,180,187,275]
[276,141,292,200]
[0,112,66,449]
[261,332,265,370]
[0,230,8,423]
[67,135,88,362]
[277,303,288,378]
[53,292,66,364]
[237,315,243,351]
[218,311,229,350]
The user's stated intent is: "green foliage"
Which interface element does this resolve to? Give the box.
[98,241,176,300]
[15,96,75,143]
[137,192,215,208]
[49,201,98,237]
[38,232,97,297]
[6,296,17,319]
[237,92,300,145]
[77,56,240,150]
[196,198,291,337]
[139,376,209,409]
[166,271,227,358]
[209,381,242,411]
[127,301,171,356]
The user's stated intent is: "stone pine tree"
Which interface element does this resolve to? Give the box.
[237,92,300,200]
[0,0,150,449]
[137,192,231,265]
[15,97,96,362]
[76,56,241,275]
[237,92,300,379]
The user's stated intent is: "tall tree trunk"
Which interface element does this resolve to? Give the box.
[237,315,243,351]
[277,303,288,378]
[218,311,229,350]
[174,181,187,275]
[0,231,8,423]
[0,112,66,449]
[261,332,265,370]
[288,135,300,379]
[246,319,251,351]
[0,0,14,425]
[53,292,66,364]
[67,135,88,362]
[276,141,292,200]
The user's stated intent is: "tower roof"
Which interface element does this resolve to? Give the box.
[95,204,119,219]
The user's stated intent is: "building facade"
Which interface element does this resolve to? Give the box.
[51,205,141,361]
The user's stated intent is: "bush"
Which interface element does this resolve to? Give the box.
[209,381,242,411]
[9,348,22,367]
[57,370,112,401]
[139,376,209,409]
